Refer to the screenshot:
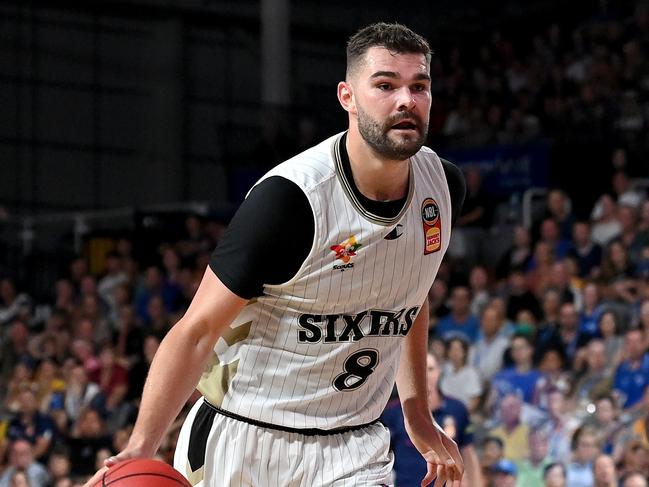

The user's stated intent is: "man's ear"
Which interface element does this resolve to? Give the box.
[337,81,356,115]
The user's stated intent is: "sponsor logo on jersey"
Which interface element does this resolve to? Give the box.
[384,224,404,240]
[297,306,420,343]
[331,235,362,270]
[421,198,442,254]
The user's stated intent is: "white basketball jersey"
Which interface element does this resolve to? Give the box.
[198,132,452,429]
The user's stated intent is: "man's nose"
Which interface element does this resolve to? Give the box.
[396,86,416,110]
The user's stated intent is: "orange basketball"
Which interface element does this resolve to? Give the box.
[94,459,192,487]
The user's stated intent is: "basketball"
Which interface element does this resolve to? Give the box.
[94,459,192,487]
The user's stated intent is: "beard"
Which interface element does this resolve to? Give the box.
[356,104,428,160]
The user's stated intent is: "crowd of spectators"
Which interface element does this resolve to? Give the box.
[2,2,649,487]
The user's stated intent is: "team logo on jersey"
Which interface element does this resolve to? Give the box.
[384,224,404,240]
[421,198,441,254]
[331,235,362,270]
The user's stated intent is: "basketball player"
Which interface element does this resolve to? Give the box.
[84,22,465,487]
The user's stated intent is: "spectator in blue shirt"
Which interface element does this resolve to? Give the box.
[381,352,482,487]
[492,333,542,404]
[613,328,649,410]
[435,286,480,343]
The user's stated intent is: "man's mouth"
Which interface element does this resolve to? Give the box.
[390,121,418,131]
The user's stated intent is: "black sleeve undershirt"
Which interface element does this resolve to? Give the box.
[210,152,466,299]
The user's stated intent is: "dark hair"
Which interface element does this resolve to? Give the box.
[482,436,504,449]
[445,336,469,365]
[543,462,566,479]
[346,22,431,77]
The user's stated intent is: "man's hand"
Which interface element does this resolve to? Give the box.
[82,444,151,487]
[407,420,464,487]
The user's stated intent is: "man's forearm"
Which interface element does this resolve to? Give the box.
[126,318,218,455]
[396,299,436,431]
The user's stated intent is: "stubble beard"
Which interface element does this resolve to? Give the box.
[356,104,428,161]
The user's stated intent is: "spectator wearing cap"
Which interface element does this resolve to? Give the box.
[435,286,481,344]
[490,459,517,487]
[593,454,618,487]
[515,429,553,487]
[613,328,649,411]
[440,337,482,412]
[566,427,599,487]
[381,352,482,487]
[488,392,530,461]
[543,462,566,487]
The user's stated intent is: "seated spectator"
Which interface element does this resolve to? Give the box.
[613,328,649,410]
[134,266,181,322]
[381,352,482,487]
[470,305,511,382]
[583,395,621,456]
[0,321,32,395]
[505,269,542,323]
[578,282,605,338]
[488,392,530,461]
[598,311,624,367]
[601,241,638,304]
[67,408,112,478]
[541,388,574,462]
[490,458,517,487]
[88,346,130,432]
[527,242,555,297]
[568,221,603,278]
[469,265,491,317]
[543,462,566,487]
[479,436,504,479]
[496,225,533,280]
[539,218,572,260]
[427,280,450,323]
[47,452,71,486]
[0,439,49,487]
[97,251,128,319]
[440,337,483,412]
[0,278,32,327]
[492,334,542,404]
[571,339,614,403]
[593,453,618,487]
[143,295,172,340]
[591,194,622,246]
[617,205,649,267]
[515,429,553,487]
[566,427,600,487]
[63,364,100,424]
[434,286,480,343]
[535,350,572,409]
[535,302,588,367]
[6,389,56,461]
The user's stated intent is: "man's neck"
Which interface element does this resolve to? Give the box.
[346,127,410,202]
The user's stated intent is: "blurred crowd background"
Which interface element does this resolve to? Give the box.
[2,0,649,486]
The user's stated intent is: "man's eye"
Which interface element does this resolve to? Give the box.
[377,83,392,91]
[412,84,427,92]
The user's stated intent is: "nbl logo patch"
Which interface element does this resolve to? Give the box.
[421,198,441,254]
